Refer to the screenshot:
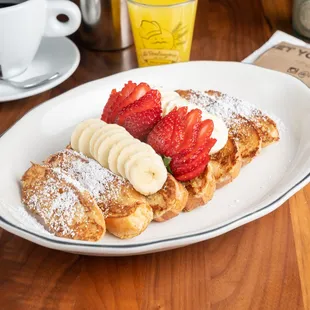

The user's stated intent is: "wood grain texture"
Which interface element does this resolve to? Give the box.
[290,186,310,310]
[0,0,308,309]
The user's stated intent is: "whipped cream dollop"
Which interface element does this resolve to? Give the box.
[159,90,228,154]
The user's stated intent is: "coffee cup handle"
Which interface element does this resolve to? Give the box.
[44,0,81,37]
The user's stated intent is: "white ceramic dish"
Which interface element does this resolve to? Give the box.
[0,61,309,256]
[0,37,80,102]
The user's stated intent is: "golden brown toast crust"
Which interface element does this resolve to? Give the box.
[177,89,263,165]
[182,163,216,211]
[105,203,153,239]
[253,114,279,147]
[45,149,153,239]
[45,149,146,217]
[230,116,261,166]
[176,89,279,188]
[147,174,188,222]
[205,90,279,148]
[21,164,106,241]
[210,137,242,188]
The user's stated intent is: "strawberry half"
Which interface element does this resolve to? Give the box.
[116,90,162,140]
[101,89,118,122]
[116,89,160,125]
[123,106,162,140]
[178,109,202,151]
[147,106,217,181]
[169,107,188,157]
[170,139,216,176]
[101,81,137,123]
[147,107,178,155]
[109,82,150,123]
[101,81,162,140]
[174,160,210,182]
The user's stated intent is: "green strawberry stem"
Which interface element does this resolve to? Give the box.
[162,156,172,174]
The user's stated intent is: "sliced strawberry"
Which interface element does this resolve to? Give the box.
[146,104,216,181]
[147,107,178,155]
[197,119,214,141]
[172,138,216,166]
[116,89,161,125]
[109,82,150,123]
[174,161,209,181]
[178,120,215,162]
[170,136,216,181]
[168,107,188,156]
[101,89,118,122]
[171,147,209,176]
[178,109,202,151]
[123,106,162,140]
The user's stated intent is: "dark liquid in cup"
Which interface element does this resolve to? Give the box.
[0,1,27,8]
[0,4,15,7]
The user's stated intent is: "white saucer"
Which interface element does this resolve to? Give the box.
[0,37,80,102]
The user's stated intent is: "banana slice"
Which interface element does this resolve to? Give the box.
[117,142,154,178]
[124,151,160,180]
[89,126,115,158]
[93,128,126,160]
[71,119,103,151]
[102,124,127,133]
[108,138,135,175]
[78,122,106,158]
[140,141,156,154]
[127,156,167,195]
[97,132,131,168]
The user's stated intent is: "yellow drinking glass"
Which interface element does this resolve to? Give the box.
[127,0,198,67]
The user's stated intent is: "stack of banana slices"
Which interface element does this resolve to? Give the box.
[71,119,167,195]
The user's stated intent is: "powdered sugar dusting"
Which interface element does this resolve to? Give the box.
[48,190,82,236]
[23,170,84,237]
[54,168,85,192]
[187,91,262,127]
[49,149,125,206]
[185,90,284,136]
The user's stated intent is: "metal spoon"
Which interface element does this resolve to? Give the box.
[0,72,61,89]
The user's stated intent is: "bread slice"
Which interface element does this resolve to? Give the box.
[21,164,106,241]
[176,89,279,187]
[250,113,279,147]
[229,116,262,166]
[177,89,262,166]
[182,163,216,211]
[44,149,153,239]
[205,90,279,148]
[209,137,242,188]
[146,174,188,222]
[105,203,153,239]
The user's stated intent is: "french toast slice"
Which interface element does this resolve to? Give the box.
[146,174,188,222]
[250,113,279,147]
[176,89,262,166]
[205,90,279,147]
[176,89,280,188]
[182,163,216,211]
[21,164,106,241]
[45,149,153,239]
[209,137,242,188]
[229,116,262,166]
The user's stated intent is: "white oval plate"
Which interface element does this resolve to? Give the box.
[0,61,309,256]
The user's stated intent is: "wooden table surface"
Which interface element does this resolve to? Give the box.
[1,0,310,309]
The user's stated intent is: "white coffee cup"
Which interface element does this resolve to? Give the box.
[0,0,81,79]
